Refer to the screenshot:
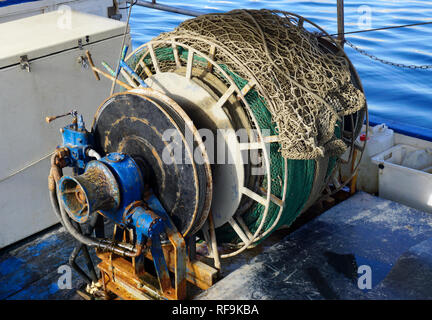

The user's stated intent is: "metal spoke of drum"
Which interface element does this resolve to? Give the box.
[171,39,181,68]
[120,69,138,88]
[148,43,161,74]
[185,50,194,79]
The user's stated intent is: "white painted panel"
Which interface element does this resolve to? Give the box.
[0,10,126,68]
[0,0,127,24]
[0,34,131,248]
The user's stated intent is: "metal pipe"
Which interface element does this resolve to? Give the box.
[69,244,92,284]
[49,186,64,226]
[86,148,101,160]
[337,0,345,46]
[133,0,203,17]
[208,212,221,271]
[58,194,141,257]
[49,163,99,283]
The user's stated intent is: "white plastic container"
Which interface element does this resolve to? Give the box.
[372,144,432,213]
[355,123,394,193]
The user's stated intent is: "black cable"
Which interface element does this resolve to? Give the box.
[50,180,99,283]
[325,20,432,37]
[118,0,137,10]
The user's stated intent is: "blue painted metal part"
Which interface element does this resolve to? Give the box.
[58,160,120,223]
[145,194,187,298]
[130,207,164,240]
[127,204,172,290]
[121,45,129,61]
[58,151,145,224]
[119,60,147,87]
[101,61,116,77]
[98,153,145,224]
[146,194,175,229]
[59,114,94,172]
[55,111,186,298]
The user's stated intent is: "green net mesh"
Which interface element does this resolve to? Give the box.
[127,46,326,243]
[151,9,366,160]
[123,10,361,244]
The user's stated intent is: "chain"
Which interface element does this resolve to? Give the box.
[344,39,432,70]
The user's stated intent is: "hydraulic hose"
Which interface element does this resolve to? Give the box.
[57,184,141,257]
[48,153,142,258]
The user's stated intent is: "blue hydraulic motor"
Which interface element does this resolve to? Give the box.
[48,110,188,299]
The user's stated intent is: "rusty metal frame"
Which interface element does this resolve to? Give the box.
[133,0,203,17]
[96,210,217,300]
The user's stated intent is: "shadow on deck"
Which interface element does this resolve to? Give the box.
[2,192,432,300]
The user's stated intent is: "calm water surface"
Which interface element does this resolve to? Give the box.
[129,0,432,131]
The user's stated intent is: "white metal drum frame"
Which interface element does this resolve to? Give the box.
[122,11,368,259]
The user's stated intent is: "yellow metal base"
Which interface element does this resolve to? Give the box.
[96,250,219,300]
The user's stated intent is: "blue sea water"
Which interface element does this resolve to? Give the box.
[129,1,432,131]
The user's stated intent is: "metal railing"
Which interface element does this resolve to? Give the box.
[133,0,202,17]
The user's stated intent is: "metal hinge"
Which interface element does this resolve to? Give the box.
[20,55,30,72]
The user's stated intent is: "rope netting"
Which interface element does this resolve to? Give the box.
[126,9,365,243]
[150,9,366,160]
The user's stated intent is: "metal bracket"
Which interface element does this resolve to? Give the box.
[20,55,30,72]
[108,5,122,20]
[77,56,89,69]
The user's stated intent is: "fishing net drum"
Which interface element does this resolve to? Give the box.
[118,9,367,257]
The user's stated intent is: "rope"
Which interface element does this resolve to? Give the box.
[126,9,366,243]
[110,0,136,95]
[327,20,432,37]
[0,152,54,184]
[150,9,366,160]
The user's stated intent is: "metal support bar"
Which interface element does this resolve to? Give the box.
[208,212,221,271]
[228,217,250,245]
[133,0,203,17]
[337,0,345,47]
